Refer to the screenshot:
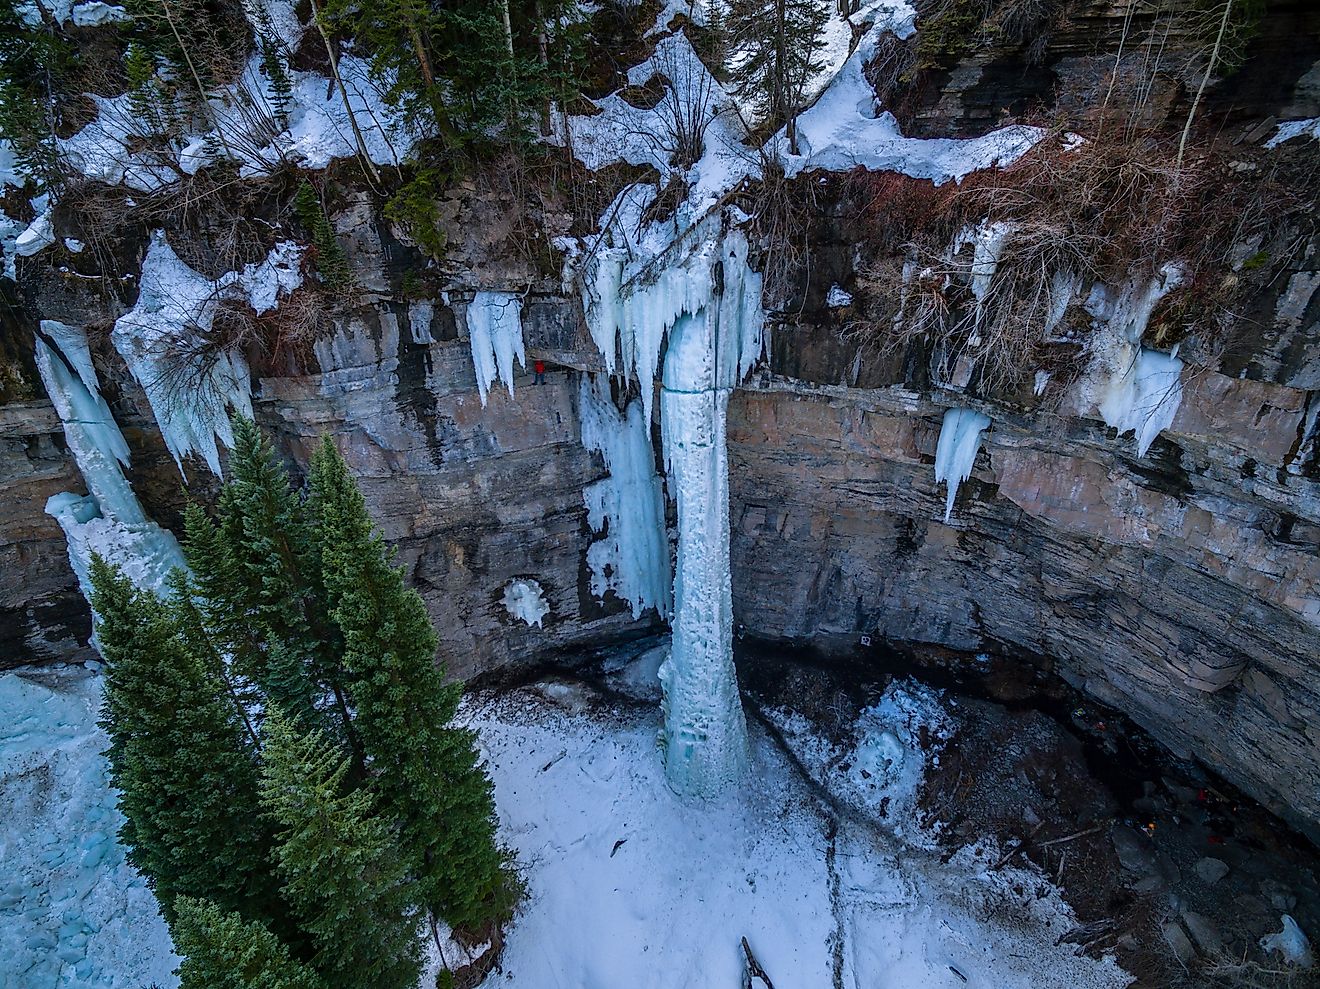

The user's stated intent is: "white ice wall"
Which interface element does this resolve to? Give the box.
[579,374,672,620]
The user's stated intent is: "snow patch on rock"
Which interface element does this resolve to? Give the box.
[502,579,551,628]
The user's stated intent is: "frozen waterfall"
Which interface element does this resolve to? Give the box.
[578,213,764,797]
[35,322,184,612]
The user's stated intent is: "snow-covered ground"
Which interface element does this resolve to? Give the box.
[0,666,175,989]
[3,655,1130,989]
[476,664,1131,989]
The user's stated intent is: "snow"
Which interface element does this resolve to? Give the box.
[934,407,991,523]
[826,283,853,307]
[1265,117,1320,148]
[15,213,56,256]
[471,671,1131,989]
[34,323,185,608]
[64,237,85,253]
[1033,370,1051,396]
[1261,914,1315,969]
[779,21,1042,185]
[1,666,176,989]
[69,1,128,26]
[502,579,551,628]
[1,659,1132,989]
[465,291,527,405]
[578,374,672,620]
[59,53,410,191]
[112,232,303,476]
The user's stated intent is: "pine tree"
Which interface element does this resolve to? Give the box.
[308,437,515,931]
[727,0,829,154]
[89,556,281,927]
[260,35,294,126]
[292,182,351,289]
[259,714,422,989]
[172,897,324,989]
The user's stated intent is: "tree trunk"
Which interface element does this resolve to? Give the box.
[535,0,552,136]
[499,0,515,58]
[308,0,383,188]
[1177,0,1232,175]
[158,0,238,163]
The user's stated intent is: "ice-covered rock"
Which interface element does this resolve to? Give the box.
[826,283,853,307]
[70,1,129,25]
[1261,915,1315,968]
[1,668,177,988]
[14,213,55,256]
[934,407,991,522]
[408,299,436,344]
[502,579,551,628]
[112,233,302,476]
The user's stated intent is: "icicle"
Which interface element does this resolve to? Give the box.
[35,324,185,615]
[1100,348,1184,457]
[935,408,991,523]
[466,291,526,404]
[579,374,671,620]
[1082,264,1186,456]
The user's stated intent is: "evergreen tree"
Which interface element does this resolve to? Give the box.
[308,437,515,931]
[172,897,324,989]
[726,0,829,153]
[0,0,72,189]
[259,35,294,126]
[89,556,280,927]
[259,714,422,989]
[292,182,351,289]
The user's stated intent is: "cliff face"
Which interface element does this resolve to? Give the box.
[4,0,1320,840]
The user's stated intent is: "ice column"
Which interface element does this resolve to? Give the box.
[655,229,764,798]
[35,322,185,610]
[934,407,991,523]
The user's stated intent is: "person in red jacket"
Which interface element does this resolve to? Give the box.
[534,359,546,385]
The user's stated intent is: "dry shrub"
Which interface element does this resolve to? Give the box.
[839,121,1318,395]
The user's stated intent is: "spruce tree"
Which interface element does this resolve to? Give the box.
[172,897,324,989]
[308,437,514,931]
[259,714,422,989]
[292,182,351,289]
[90,556,280,927]
[726,0,829,153]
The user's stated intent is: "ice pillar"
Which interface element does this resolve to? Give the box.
[658,306,750,797]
